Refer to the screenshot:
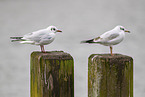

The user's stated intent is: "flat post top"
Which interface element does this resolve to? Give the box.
[89,54,133,61]
[31,51,73,60]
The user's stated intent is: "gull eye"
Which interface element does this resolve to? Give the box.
[120,27,124,30]
[51,28,56,31]
[53,28,56,31]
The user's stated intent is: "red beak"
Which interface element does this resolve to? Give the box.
[56,30,62,32]
[125,30,130,33]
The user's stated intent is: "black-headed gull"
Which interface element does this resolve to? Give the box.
[10,26,62,53]
[81,25,130,56]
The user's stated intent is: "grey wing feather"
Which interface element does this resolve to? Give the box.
[108,33,119,40]
[100,33,119,42]
[23,30,47,43]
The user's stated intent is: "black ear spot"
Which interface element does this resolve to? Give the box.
[51,28,56,31]
[120,27,124,30]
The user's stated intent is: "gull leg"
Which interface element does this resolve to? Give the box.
[40,45,43,52]
[42,45,46,53]
[110,46,113,56]
[40,45,46,53]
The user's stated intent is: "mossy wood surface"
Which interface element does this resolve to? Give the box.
[31,51,74,97]
[88,54,133,97]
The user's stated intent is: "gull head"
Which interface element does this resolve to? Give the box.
[115,25,130,33]
[47,26,62,33]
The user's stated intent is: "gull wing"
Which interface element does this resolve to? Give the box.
[107,33,119,40]
[99,31,119,42]
[22,29,48,43]
[81,37,100,43]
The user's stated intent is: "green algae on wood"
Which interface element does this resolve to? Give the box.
[30,51,74,97]
[88,54,133,97]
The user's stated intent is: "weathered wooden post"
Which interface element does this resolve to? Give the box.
[88,54,133,97]
[30,51,74,97]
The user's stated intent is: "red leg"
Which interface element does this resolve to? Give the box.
[42,45,46,53]
[110,46,113,56]
[40,45,45,53]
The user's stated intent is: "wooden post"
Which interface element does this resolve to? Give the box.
[88,54,133,97]
[30,51,74,97]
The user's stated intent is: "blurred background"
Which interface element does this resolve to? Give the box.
[0,0,145,97]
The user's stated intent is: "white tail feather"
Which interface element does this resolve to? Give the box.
[20,41,35,44]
